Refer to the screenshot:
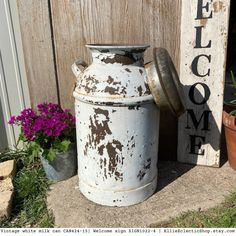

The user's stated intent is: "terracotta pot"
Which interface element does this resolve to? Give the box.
[223,110,236,170]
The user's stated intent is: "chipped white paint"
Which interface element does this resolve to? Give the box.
[73,45,159,206]
[178,0,230,166]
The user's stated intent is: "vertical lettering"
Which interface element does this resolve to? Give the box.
[186,109,211,131]
[195,0,213,20]
[194,26,212,48]
[191,54,211,77]
[189,135,206,155]
[189,83,211,105]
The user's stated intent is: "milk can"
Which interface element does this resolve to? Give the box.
[72,44,185,206]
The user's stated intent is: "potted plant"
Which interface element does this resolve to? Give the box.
[223,71,236,170]
[9,102,77,181]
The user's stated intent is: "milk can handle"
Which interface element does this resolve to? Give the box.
[71,59,88,77]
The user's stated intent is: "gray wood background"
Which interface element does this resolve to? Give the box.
[17,0,182,160]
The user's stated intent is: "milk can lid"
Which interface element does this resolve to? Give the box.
[146,47,186,117]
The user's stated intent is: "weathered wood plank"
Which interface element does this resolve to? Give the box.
[17,0,58,108]
[178,0,230,166]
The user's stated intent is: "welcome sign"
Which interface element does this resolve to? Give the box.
[178,0,230,166]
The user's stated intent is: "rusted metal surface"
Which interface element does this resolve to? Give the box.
[146,48,186,117]
[73,44,159,206]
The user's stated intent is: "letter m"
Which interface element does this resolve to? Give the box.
[185,109,211,131]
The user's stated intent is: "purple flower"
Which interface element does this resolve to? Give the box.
[64,108,71,113]
[8,116,16,125]
[9,102,76,145]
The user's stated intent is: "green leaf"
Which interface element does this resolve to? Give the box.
[230,71,236,88]
[229,110,236,116]
[45,148,56,162]
[58,140,71,152]
[27,142,40,164]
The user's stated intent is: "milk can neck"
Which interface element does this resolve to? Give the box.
[91,51,144,66]
[86,44,149,67]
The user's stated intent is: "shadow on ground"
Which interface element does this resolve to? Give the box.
[157,161,195,192]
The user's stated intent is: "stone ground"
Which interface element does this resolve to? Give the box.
[0,160,16,218]
[47,160,236,227]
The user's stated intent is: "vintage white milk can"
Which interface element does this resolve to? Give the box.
[72,44,185,206]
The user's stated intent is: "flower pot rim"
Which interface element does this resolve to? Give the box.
[223,110,236,130]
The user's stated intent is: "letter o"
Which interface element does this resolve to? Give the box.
[189,82,211,105]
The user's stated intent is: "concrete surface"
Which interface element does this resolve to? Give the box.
[0,191,14,218]
[47,161,236,227]
[0,160,16,218]
[0,160,16,179]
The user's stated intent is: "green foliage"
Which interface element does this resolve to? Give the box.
[151,192,236,228]
[40,139,71,162]
[0,148,54,227]
[19,136,72,162]
[58,140,71,152]
[225,71,236,116]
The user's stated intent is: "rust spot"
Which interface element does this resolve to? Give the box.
[104,86,120,95]
[128,105,141,110]
[78,75,99,94]
[125,68,131,72]
[113,81,121,85]
[137,170,146,180]
[98,145,105,155]
[144,82,151,95]
[104,167,107,179]
[144,162,151,170]
[128,106,135,110]
[107,76,114,84]
[88,108,111,148]
[120,86,127,95]
[106,139,124,181]
[100,158,103,169]
[137,86,143,96]
[200,19,208,28]
[84,142,89,156]
[106,75,121,86]
[139,69,143,75]
[137,159,151,180]
[213,1,224,13]
[101,54,137,65]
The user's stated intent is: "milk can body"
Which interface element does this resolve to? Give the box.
[73,45,159,206]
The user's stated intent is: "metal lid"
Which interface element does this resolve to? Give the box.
[145,47,186,117]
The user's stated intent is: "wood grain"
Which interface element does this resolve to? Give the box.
[17,0,59,108]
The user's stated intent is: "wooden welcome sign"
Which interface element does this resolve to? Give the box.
[178,0,230,166]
